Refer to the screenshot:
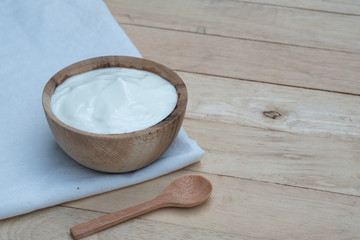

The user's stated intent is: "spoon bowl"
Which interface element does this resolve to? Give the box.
[163,175,212,207]
[70,175,212,239]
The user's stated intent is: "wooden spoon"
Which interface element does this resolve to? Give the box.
[70,175,212,239]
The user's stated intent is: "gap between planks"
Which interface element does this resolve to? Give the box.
[105,0,360,17]
[120,22,359,56]
[185,162,360,198]
[0,206,246,240]
[59,204,247,239]
[63,170,360,239]
[175,69,360,97]
[178,71,360,140]
[175,71,360,195]
[182,117,360,196]
[238,0,360,16]
[106,0,360,54]
[122,24,360,95]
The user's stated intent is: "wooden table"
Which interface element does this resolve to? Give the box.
[2,1,360,239]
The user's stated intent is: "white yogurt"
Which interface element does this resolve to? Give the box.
[51,68,178,134]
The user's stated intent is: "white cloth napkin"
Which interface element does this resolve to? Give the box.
[0,0,204,220]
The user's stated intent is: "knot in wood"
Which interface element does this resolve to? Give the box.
[263,111,282,119]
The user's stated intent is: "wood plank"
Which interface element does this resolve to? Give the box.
[183,118,360,196]
[243,0,360,15]
[106,0,360,53]
[0,207,97,240]
[180,71,360,195]
[179,71,360,139]
[63,170,360,239]
[122,25,360,95]
[0,206,244,240]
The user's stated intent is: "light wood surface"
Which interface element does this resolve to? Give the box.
[2,1,360,239]
[107,0,360,53]
[121,24,360,95]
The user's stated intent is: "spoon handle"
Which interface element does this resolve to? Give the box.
[70,195,168,240]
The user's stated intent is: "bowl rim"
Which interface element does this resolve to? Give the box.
[42,56,187,139]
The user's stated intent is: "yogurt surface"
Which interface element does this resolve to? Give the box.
[51,67,178,134]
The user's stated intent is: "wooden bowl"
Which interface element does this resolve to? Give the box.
[42,56,187,173]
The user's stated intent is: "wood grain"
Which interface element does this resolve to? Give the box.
[106,0,360,53]
[183,118,360,196]
[70,175,212,239]
[179,71,360,195]
[3,1,360,239]
[0,207,245,240]
[242,0,360,15]
[64,170,360,239]
[122,25,360,95]
[179,71,360,139]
